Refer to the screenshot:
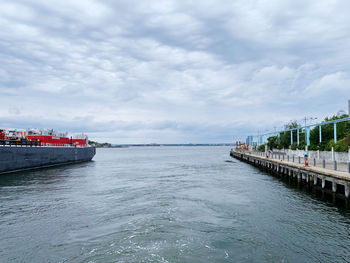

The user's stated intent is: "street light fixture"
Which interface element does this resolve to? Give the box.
[301,116,318,144]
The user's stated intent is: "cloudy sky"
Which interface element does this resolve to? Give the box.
[1,0,349,143]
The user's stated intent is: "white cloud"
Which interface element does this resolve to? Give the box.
[305,72,350,95]
[0,0,350,143]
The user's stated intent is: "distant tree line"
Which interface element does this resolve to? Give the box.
[257,116,350,152]
[88,140,112,148]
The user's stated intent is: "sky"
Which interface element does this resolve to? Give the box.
[1,0,350,144]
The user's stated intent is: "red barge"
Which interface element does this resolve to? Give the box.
[0,128,96,174]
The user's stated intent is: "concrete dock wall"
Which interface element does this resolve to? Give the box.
[0,146,96,174]
[230,150,350,199]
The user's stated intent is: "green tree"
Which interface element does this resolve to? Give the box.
[267,136,278,150]
[288,121,298,129]
[310,116,350,150]
[265,116,350,152]
[278,131,290,149]
[258,144,266,151]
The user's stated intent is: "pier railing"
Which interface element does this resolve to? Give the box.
[0,139,41,147]
[234,148,350,173]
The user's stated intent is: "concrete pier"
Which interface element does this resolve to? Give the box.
[230,150,350,199]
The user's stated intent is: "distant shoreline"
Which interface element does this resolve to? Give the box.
[96,144,234,148]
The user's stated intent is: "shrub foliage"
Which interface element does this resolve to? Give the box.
[264,116,350,152]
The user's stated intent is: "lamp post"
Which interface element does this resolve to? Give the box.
[301,117,317,146]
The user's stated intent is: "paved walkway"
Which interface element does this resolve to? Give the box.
[260,153,350,173]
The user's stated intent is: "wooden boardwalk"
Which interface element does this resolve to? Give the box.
[230,150,350,199]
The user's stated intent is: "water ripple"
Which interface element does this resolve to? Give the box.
[1,146,350,262]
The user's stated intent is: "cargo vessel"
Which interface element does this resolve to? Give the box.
[0,128,96,174]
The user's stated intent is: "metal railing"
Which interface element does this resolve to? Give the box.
[0,140,80,147]
[242,149,350,173]
[0,139,42,147]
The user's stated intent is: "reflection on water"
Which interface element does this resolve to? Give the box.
[0,161,96,187]
[1,147,350,263]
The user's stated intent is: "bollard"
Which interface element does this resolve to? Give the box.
[334,161,337,171]
[323,159,326,168]
[348,162,350,173]
[313,158,316,167]
[298,156,301,164]
[287,155,289,162]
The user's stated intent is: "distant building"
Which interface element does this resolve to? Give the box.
[336,100,350,118]
[337,110,348,118]
[246,136,254,146]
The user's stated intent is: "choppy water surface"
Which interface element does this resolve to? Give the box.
[1,147,350,263]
